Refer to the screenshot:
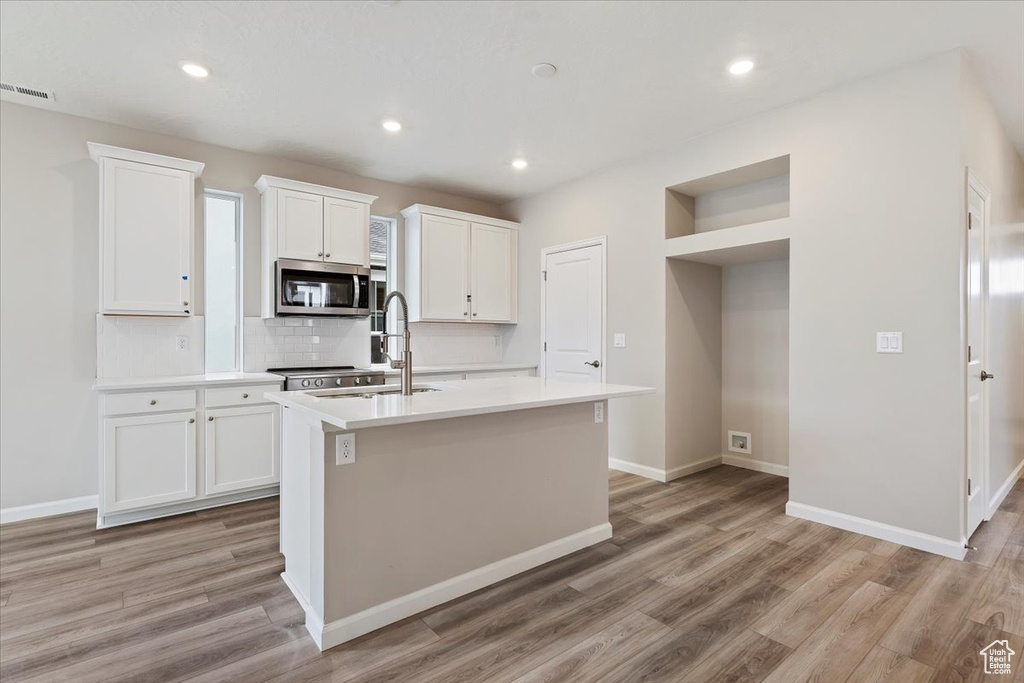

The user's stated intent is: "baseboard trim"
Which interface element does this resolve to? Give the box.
[610,456,721,483]
[280,572,324,650]
[0,495,98,525]
[310,522,613,651]
[96,487,278,529]
[786,501,965,560]
[721,453,789,478]
[988,459,1024,518]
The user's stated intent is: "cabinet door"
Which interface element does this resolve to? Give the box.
[205,405,279,495]
[276,189,324,261]
[323,197,369,266]
[101,158,192,315]
[102,412,197,513]
[420,214,470,321]
[470,224,517,323]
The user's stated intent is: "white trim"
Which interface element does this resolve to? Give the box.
[609,455,721,483]
[540,236,608,383]
[786,501,966,560]
[96,486,277,529]
[400,204,520,231]
[1,495,98,525]
[87,142,205,176]
[989,459,1024,518]
[280,572,324,650]
[254,175,377,205]
[306,522,612,651]
[721,453,789,478]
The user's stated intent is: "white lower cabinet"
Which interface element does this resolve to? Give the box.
[205,405,280,495]
[102,412,197,513]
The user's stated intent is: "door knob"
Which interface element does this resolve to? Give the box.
[981,371,995,381]
[584,360,601,368]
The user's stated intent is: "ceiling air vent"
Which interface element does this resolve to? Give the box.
[0,82,56,101]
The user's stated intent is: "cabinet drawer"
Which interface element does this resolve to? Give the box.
[104,389,197,417]
[205,383,281,408]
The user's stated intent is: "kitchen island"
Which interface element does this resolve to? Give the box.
[265,376,653,651]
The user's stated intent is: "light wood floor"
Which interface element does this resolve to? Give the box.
[1,466,1022,682]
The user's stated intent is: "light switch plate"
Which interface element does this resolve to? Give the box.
[613,333,626,348]
[876,331,903,354]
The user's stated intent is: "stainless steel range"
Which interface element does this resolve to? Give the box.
[268,366,386,391]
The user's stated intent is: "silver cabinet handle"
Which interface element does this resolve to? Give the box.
[188,418,195,424]
[981,371,995,381]
[208,416,215,421]
[242,393,249,398]
[150,399,157,405]
[584,360,601,368]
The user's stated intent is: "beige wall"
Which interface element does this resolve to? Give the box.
[722,259,790,467]
[503,53,972,542]
[960,64,1024,510]
[0,101,503,509]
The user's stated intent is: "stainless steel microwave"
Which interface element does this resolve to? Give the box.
[275,259,371,317]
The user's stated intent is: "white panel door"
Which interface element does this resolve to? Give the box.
[205,405,279,495]
[103,412,197,513]
[470,223,516,322]
[102,158,192,315]
[966,185,989,537]
[324,197,369,266]
[420,214,470,321]
[543,244,604,383]
[276,189,324,261]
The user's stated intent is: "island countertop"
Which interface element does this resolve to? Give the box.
[264,376,654,430]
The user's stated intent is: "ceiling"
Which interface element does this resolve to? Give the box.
[1,1,1021,204]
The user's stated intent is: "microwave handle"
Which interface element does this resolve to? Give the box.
[353,273,361,308]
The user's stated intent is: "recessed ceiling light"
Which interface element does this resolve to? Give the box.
[728,59,754,76]
[511,158,528,170]
[531,63,557,79]
[180,62,210,78]
[382,119,402,133]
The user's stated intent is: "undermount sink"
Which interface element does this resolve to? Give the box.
[318,387,442,399]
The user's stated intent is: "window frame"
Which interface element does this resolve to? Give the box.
[203,189,244,373]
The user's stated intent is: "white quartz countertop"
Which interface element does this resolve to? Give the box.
[265,376,654,430]
[371,362,538,375]
[94,372,283,392]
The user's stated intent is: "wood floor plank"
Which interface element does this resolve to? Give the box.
[871,546,946,595]
[759,581,911,683]
[845,645,935,683]
[509,611,671,683]
[676,628,791,683]
[925,618,1024,682]
[965,510,1020,567]
[752,548,884,648]
[879,557,989,667]
[966,542,1024,637]
[329,618,441,683]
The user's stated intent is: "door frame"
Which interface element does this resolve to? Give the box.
[963,168,992,544]
[540,236,608,382]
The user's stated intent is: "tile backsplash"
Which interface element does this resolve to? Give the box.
[97,314,505,378]
[97,314,205,378]
[243,317,371,371]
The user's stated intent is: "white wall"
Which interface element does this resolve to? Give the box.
[722,259,790,468]
[0,102,504,510]
[503,53,970,543]
[960,63,1024,511]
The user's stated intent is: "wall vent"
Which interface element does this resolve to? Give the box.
[0,82,56,101]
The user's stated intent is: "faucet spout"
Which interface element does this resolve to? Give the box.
[382,291,413,395]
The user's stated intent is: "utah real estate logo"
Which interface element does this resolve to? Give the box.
[980,640,1015,675]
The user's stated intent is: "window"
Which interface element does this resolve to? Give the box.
[369,216,394,364]
[205,191,242,372]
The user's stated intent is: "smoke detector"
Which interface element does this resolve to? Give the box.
[0,81,56,102]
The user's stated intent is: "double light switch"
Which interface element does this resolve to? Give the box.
[876,332,903,354]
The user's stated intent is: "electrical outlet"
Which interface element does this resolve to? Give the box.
[175,336,188,352]
[594,402,604,424]
[335,433,356,465]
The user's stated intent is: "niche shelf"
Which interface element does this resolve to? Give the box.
[664,218,790,266]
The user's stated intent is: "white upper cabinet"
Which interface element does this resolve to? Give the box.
[276,189,324,261]
[324,196,370,266]
[89,143,204,316]
[256,176,377,318]
[402,205,519,324]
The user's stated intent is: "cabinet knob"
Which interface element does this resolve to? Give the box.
[317,252,323,257]
[188,418,195,424]
[208,416,215,421]
[473,313,478,317]
[464,311,468,316]
[242,393,249,399]
[325,253,331,258]
[150,399,157,405]
[183,301,189,306]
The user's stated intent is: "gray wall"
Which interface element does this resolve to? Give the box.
[501,52,1016,544]
[0,102,503,510]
